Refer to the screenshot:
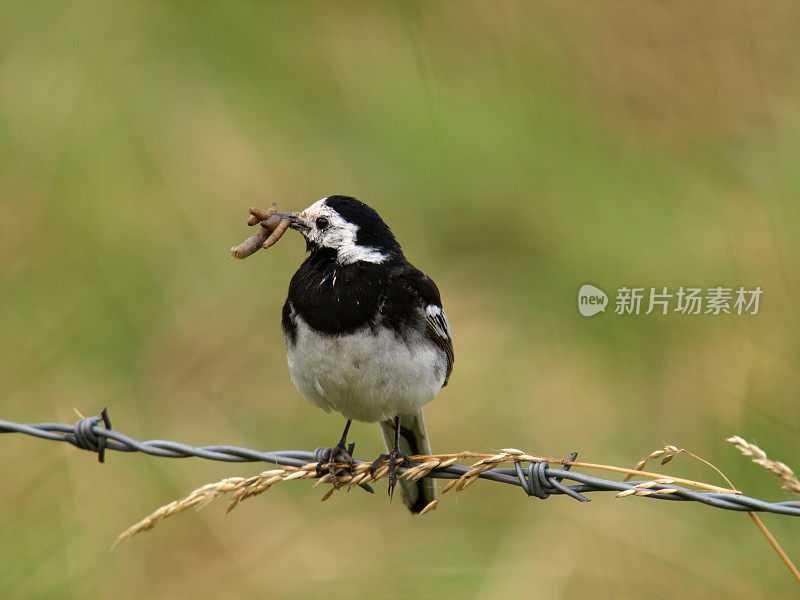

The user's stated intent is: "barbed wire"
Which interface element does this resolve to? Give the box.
[2,410,800,517]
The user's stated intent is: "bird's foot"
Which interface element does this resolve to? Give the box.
[370,448,410,500]
[315,442,355,489]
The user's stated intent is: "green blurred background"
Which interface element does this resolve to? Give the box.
[2,2,799,598]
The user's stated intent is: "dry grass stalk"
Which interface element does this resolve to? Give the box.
[749,511,800,583]
[615,479,680,498]
[114,448,743,547]
[722,438,800,584]
[564,459,737,493]
[626,440,800,584]
[625,444,735,490]
[626,445,682,479]
[113,476,248,547]
[114,451,537,546]
[727,435,800,496]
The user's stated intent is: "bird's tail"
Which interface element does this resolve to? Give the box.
[379,410,436,514]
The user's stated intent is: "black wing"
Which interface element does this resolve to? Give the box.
[391,263,454,386]
[423,302,454,385]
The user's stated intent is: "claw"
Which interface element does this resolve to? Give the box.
[316,443,355,489]
[370,448,409,500]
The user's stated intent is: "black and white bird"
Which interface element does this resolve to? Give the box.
[277,195,453,513]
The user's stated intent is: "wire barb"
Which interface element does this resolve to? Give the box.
[514,451,590,501]
[69,407,112,463]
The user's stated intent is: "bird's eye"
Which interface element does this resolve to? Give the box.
[315,217,329,229]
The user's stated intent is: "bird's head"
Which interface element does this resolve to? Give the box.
[277,196,401,264]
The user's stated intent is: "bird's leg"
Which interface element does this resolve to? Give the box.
[370,415,409,500]
[316,419,355,489]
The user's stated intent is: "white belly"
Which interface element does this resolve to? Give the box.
[286,316,446,422]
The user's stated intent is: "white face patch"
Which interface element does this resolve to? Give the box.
[297,197,388,265]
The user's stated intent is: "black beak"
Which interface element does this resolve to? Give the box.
[273,212,309,232]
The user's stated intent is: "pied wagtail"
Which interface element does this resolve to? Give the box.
[277,195,453,513]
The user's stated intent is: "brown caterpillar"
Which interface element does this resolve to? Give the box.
[230,203,292,259]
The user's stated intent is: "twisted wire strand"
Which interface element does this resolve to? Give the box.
[2,413,800,517]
